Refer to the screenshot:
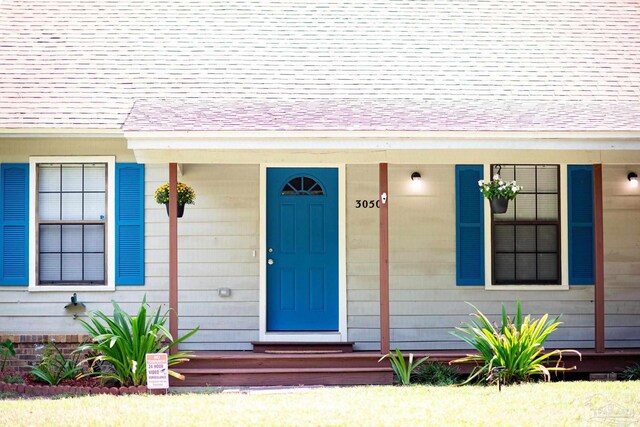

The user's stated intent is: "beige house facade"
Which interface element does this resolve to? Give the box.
[1,1,639,370]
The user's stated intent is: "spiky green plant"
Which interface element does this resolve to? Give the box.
[450,300,581,385]
[379,348,429,385]
[620,363,640,381]
[77,297,199,386]
[0,339,15,371]
[30,341,82,385]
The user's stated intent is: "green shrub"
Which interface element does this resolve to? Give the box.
[0,370,23,384]
[450,300,580,386]
[620,363,640,381]
[413,362,460,386]
[30,341,82,385]
[77,297,199,386]
[0,339,15,372]
[379,348,429,385]
[0,391,18,399]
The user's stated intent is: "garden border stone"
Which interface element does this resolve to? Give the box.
[0,380,147,397]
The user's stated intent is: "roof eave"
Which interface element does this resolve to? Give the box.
[125,130,640,151]
[2,128,640,147]
[0,128,124,139]
[124,130,640,140]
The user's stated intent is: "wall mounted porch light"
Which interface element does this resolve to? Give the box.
[628,172,638,187]
[411,172,422,181]
[64,292,86,319]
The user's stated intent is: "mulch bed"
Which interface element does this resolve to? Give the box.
[0,370,148,397]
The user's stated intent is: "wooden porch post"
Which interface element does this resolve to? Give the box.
[379,163,390,354]
[169,163,179,354]
[593,164,605,353]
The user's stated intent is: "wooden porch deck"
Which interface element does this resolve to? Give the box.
[171,348,640,387]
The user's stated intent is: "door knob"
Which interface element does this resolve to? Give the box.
[268,259,274,265]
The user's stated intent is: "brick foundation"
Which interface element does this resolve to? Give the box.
[1,334,89,372]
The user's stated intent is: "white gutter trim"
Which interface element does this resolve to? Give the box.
[126,136,640,151]
[2,128,640,147]
[124,130,640,140]
[125,130,640,150]
[0,128,124,138]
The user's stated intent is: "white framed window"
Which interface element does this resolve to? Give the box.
[484,164,569,290]
[29,156,116,291]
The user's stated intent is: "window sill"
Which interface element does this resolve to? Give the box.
[28,284,115,292]
[484,283,569,291]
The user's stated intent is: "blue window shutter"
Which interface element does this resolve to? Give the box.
[568,165,594,285]
[0,164,29,286]
[456,165,484,285]
[116,163,145,285]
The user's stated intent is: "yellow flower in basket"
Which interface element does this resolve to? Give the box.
[154,182,196,206]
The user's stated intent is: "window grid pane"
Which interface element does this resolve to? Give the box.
[39,224,105,284]
[492,165,560,285]
[38,164,106,222]
[37,163,107,285]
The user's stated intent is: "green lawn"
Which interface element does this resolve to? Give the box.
[2,382,639,426]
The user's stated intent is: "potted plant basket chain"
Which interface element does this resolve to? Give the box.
[478,173,522,214]
[154,182,196,218]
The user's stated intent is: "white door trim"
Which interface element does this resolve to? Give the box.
[259,164,347,342]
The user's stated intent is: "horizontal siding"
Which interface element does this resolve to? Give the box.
[602,165,640,348]
[347,164,640,351]
[0,139,134,163]
[0,163,260,351]
[346,165,380,349]
[0,139,144,334]
[2,160,640,353]
[146,164,260,350]
[349,300,639,316]
[350,313,640,328]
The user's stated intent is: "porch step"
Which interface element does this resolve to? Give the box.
[251,341,354,353]
[172,367,393,387]
[184,351,381,370]
[171,348,640,387]
[171,351,392,386]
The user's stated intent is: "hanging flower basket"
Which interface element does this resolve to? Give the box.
[489,197,509,214]
[478,175,522,214]
[165,203,185,218]
[154,182,196,218]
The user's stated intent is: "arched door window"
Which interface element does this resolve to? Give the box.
[281,176,325,196]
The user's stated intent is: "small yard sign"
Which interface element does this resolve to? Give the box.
[146,353,169,389]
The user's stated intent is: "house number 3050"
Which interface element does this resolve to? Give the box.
[355,199,380,208]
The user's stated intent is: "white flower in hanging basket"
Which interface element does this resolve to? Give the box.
[478,176,523,201]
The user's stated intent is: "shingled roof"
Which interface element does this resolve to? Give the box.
[1,1,639,131]
[124,99,640,132]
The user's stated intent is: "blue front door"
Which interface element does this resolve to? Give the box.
[266,168,339,331]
